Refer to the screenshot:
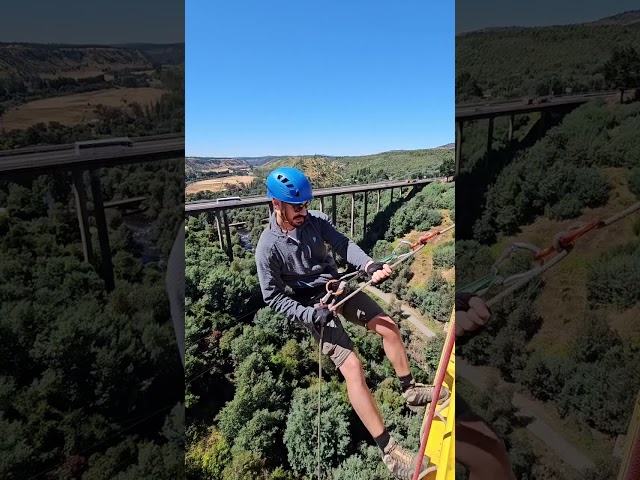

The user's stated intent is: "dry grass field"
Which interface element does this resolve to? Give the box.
[494,167,640,352]
[1,87,166,130]
[186,175,257,195]
[406,210,455,288]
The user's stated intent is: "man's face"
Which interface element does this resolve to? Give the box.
[277,200,309,226]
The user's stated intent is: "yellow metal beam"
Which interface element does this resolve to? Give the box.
[420,310,455,480]
[618,389,640,480]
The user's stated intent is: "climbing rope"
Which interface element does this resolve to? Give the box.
[412,310,455,480]
[317,325,324,480]
[410,200,640,480]
[328,224,455,312]
[459,200,640,308]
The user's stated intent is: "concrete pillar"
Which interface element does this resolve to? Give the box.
[268,202,274,214]
[363,191,368,237]
[350,193,355,238]
[455,121,463,177]
[390,188,394,203]
[332,194,337,227]
[376,190,380,213]
[214,210,224,251]
[320,196,325,213]
[222,209,233,261]
[487,117,494,155]
[71,170,94,264]
[89,168,114,292]
[508,114,514,143]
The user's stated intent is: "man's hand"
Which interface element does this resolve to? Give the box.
[365,261,392,285]
[455,292,491,338]
[313,304,334,328]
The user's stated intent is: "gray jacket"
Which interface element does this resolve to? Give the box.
[255,210,372,326]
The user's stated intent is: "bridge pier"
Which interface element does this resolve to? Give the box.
[487,116,494,155]
[350,193,355,237]
[319,197,324,213]
[332,194,337,227]
[376,190,380,213]
[455,121,463,176]
[508,114,514,142]
[362,191,368,237]
[214,211,224,251]
[89,168,114,292]
[222,209,233,261]
[72,170,94,265]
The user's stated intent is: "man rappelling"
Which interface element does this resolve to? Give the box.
[255,167,449,479]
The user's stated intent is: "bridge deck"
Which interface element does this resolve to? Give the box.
[185,177,445,214]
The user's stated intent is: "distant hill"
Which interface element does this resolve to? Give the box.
[112,43,185,65]
[186,148,452,189]
[236,156,291,167]
[459,10,640,35]
[456,17,640,102]
[0,42,184,80]
[589,10,640,26]
[255,149,452,185]
[185,157,249,177]
[436,143,455,149]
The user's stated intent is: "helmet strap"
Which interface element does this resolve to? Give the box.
[275,202,295,232]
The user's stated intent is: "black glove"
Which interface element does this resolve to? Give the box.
[313,304,334,328]
[455,292,474,311]
[365,261,386,279]
[455,292,492,315]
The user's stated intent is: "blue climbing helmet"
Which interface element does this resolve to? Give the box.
[265,167,313,203]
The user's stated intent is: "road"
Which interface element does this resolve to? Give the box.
[365,285,436,338]
[457,357,596,472]
[455,90,619,121]
[0,133,184,174]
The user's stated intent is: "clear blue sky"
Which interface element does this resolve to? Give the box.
[0,0,183,44]
[186,0,454,157]
[456,0,639,33]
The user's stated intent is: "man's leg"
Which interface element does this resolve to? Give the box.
[338,351,385,437]
[338,350,431,479]
[366,312,449,406]
[313,314,430,479]
[367,313,411,377]
[456,414,516,480]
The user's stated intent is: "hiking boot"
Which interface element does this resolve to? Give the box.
[382,436,432,480]
[402,381,450,411]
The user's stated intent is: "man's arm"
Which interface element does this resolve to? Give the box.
[255,243,315,326]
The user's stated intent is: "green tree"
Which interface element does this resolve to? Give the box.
[333,445,391,480]
[603,45,640,104]
[283,382,351,477]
